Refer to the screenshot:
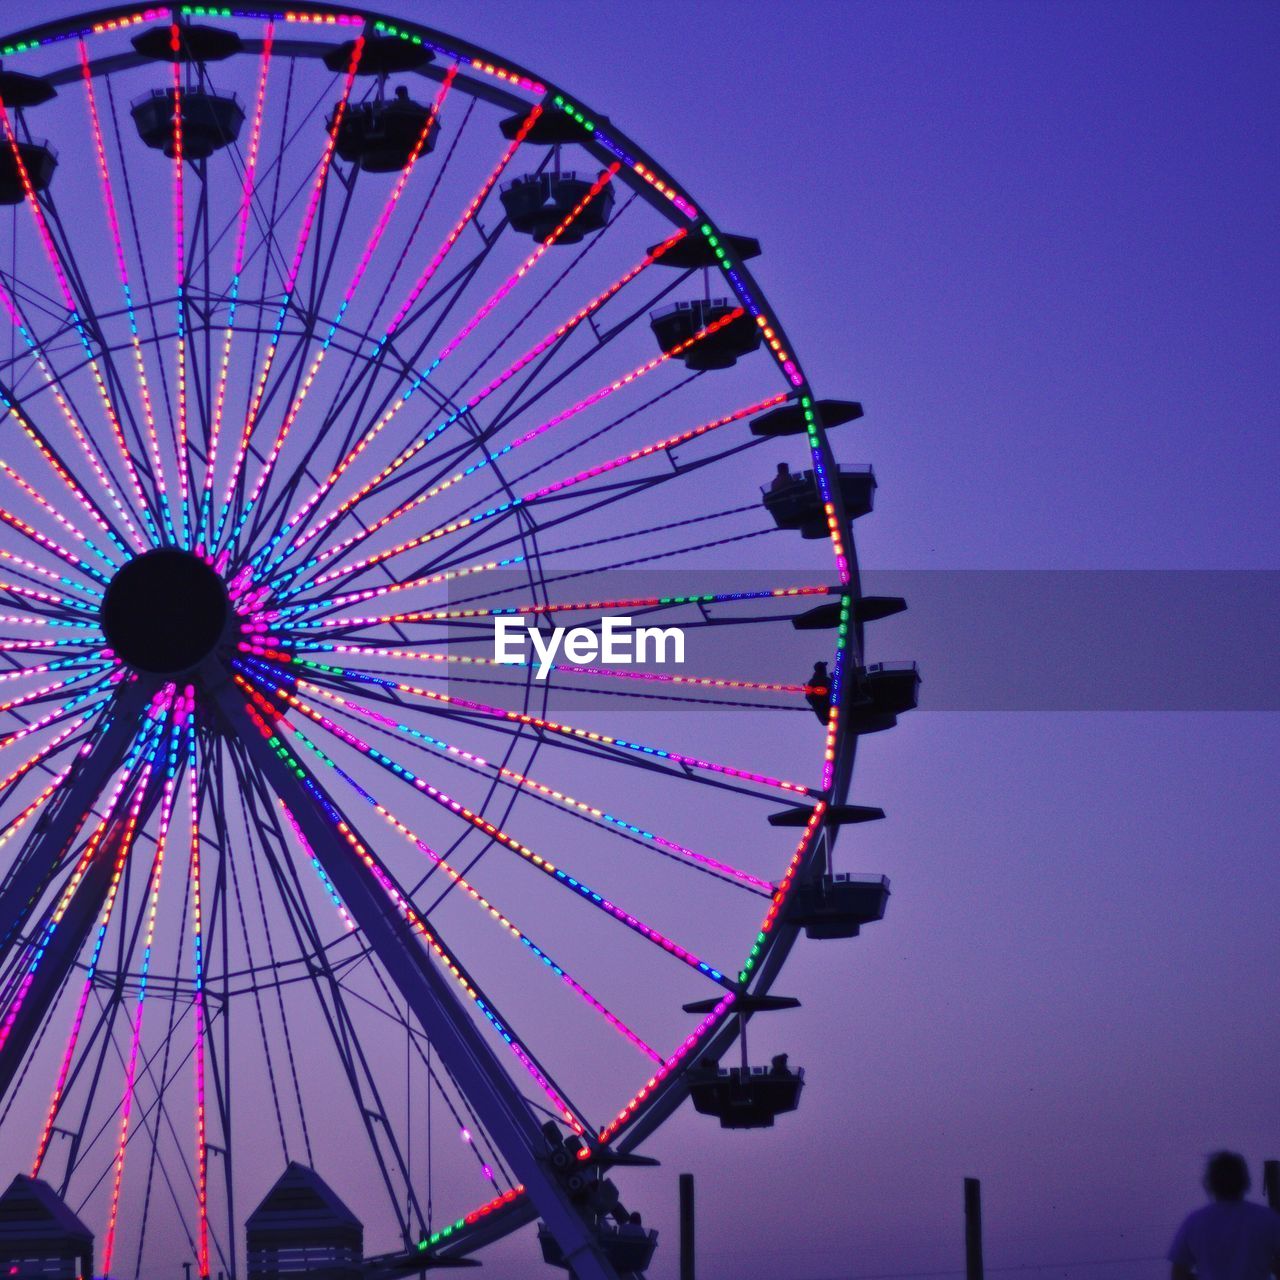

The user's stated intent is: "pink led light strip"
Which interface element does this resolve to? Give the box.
[327,690,774,894]
[263,678,741,981]
[30,757,157,1178]
[293,583,827,631]
[241,682,588,1135]
[384,104,545,339]
[202,24,273,545]
[186,717,209,1279]
[0,675,123,757]
[302,552,521,616]
[170,28,194,542]
[268,106,617,566]
[0,401,125,559]
[0,277,145,553]
[279,800,355,932]
[598,991,737,1145]
[269,227,691,583]
[432,163,621,365]
[285,310,750,595]
[0,502,108,587]
[0,459,118,571]
[523,392,788,500]
[0,101,149,551]
[79,40,169,527]
[236,65,460,530]
[102,718,185,1277]
[292,672,809,797]
[346,772,662,1062]
[217,35,366,537]
[0,716,164,1062]
[284,641,813,698]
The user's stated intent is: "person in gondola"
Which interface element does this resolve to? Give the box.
[770,461,798,493]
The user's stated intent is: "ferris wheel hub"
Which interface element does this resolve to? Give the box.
[100,548,229,675]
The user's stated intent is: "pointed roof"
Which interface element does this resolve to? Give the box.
[246,1161,362,1231]
[0,1175,93,1243]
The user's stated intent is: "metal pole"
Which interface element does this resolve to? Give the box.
[1263,1160,1279,1212]
[964,1177,984,1280]
[210,676,621,1280]
[679,1173,695,1280]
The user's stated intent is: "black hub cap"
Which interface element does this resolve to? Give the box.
[101,549,229,675]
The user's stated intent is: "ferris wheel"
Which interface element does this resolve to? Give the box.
[0,5,917,1277]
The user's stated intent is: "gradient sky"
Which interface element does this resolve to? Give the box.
[11,2,1280,1278]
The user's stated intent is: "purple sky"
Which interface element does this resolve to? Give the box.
[11,1,1280,1277]
[420,4,1280,1278]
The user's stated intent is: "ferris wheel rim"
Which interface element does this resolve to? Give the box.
[0,3,870,1269]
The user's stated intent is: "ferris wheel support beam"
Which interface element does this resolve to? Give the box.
[210,675,626,1280]
[0,680,152,967]
[0,763,165,1101]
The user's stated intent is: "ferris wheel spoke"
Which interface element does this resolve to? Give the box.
[29,717,184,1183]
[290,722,667,1062]
[238,666,736,991]
[274,652,814,809]
[54,987,203,1262]
[77,43,177,541]
[232,65,462,561]
[197,26,275,552]
[267,335,732,604]
[212,35,366,553]
[364,364,703,554]
[224,680,599,1146]
[278,638,813,708]
[0,106,156,551]
[319,672,776,893]
[0,672,121,766]
[0,355,140,558]
[234,763,505,1236]
[280,395,780,604]
[233,766,451,1241]
[281,304,746,575]
[0,503,114,592]
[251,106,589,573]
[100,699,189,1274]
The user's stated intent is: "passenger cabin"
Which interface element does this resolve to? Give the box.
[132,90,244,159]
[649,298,761,370]
[846,661,920,733]
[0,1175,93,1280]
[0,142,55,204]
[332,87,439,173]
[789,873,891,939]
[246,1162,363,1280]
[762,464,876,537]
[687,1061,804,1129]
[538,1220,658,1275]
[500,171,614,243]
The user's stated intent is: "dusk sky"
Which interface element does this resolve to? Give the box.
[392,4,1280,1278]
[2,2,1277,1279]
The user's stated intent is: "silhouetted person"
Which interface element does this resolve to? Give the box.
[770,1053,790,1076]
[769,461,796,493]
[1169,1151,1280,1279]
[805,660,830,724]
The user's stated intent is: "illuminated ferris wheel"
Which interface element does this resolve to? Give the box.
[0,6,916,1276]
